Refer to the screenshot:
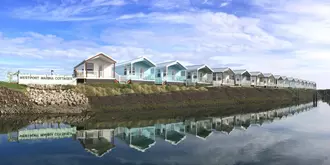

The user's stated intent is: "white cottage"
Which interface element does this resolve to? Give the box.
[186,65,213,85]
[249,72,265,87]
[281,76,290,88]
[274,75,283,88]
[232,69,251,87]
[211,67,235,86]
[263,73,276,88]
[74,53,116,84]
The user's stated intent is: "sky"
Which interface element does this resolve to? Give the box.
[0,0,329,89]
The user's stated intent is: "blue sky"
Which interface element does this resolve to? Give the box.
[0,0,329,88]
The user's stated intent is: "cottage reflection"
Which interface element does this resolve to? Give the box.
[185,119,213,139]
[76,129,115,157]
[155,122,186,145]
[115,126,156,152]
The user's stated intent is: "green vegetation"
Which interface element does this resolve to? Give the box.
[0,81,27,92]
[73,83,208,96]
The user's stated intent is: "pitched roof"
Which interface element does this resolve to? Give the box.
[117,56,156,67]
[212,67,232,73]
[287,77,294,81]
[186,64,214,72]
[233,69,249,75]
[263,73,274,78]
[250,71,264,77]
[274,75,283,79]
[281,76,288,80]
[156,60,187,70]
[74,52,116,69]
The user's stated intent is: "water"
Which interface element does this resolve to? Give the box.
[0,102,329,165]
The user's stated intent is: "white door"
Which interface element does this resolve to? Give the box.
[98,65,103,78]
[140,68,144,78]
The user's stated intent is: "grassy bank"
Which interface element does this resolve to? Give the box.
[72,83,208,96]
[0,81,26,92]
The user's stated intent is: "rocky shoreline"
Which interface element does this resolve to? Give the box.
[0,86,89,114]
[0,85,317,114]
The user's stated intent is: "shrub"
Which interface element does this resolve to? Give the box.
[121,88,135,94]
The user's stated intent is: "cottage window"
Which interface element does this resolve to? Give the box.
[187,72,191,79]
[237,78,240,81]
[86,63,94,72]
[217,75,221,81]
[132,67,136,75]
[231,75,235,79]
[157,69,161,78]
[181,71,186,77]
[246,76,251,81]
[193,72,197,79]
[124,67,127,75]
[213,73,217,81]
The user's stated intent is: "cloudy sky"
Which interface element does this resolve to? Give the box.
[0,0,329,88]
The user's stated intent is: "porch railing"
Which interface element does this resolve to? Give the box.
[75,71,110,78]
[116,74,155,82]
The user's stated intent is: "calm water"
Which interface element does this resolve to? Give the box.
[0,102,329,165]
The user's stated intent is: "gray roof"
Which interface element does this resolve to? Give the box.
[186,64,213,72]
[263,73,274,78]
[287,77,294,81]
[156,61,187,70]
[281,76,288,80]
[250,71,263,76]
[274,75,282,79]
[117,56,156,67]
[233,69,249,75]
[212,67,231,73]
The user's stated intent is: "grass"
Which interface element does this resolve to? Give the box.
[72,83,208,96]
[0,81,27,92]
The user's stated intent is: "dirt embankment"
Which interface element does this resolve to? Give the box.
[89,87,315,111]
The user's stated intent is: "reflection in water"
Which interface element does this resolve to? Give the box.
[76,129,115,157]
[4,102,315,158]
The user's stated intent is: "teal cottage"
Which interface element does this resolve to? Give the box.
[115,56,156,84]
[154,61,187,85]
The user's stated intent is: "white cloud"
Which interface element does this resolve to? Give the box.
[3,0,330,88]
[10,0,127,21]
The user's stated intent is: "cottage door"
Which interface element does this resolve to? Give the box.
[98,65,103,78]
[140,68,144,79]
[172,71,175,81]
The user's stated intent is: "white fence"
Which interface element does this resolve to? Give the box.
[18,74,77,85]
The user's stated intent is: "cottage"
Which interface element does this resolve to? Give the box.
[274,75,283,88]
[211,67,235,86]
[281,76,290,88]
[232,69,251,87]
[115,56,156,84]
[76,129,115,157]
[249,72,265,87]
[287,77,295,88]
[263,73,276,88]
[154,61,187,85]
[186,65,213,85]
[74,53,116,84]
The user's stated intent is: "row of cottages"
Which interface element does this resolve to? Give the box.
[73,53,317,89]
